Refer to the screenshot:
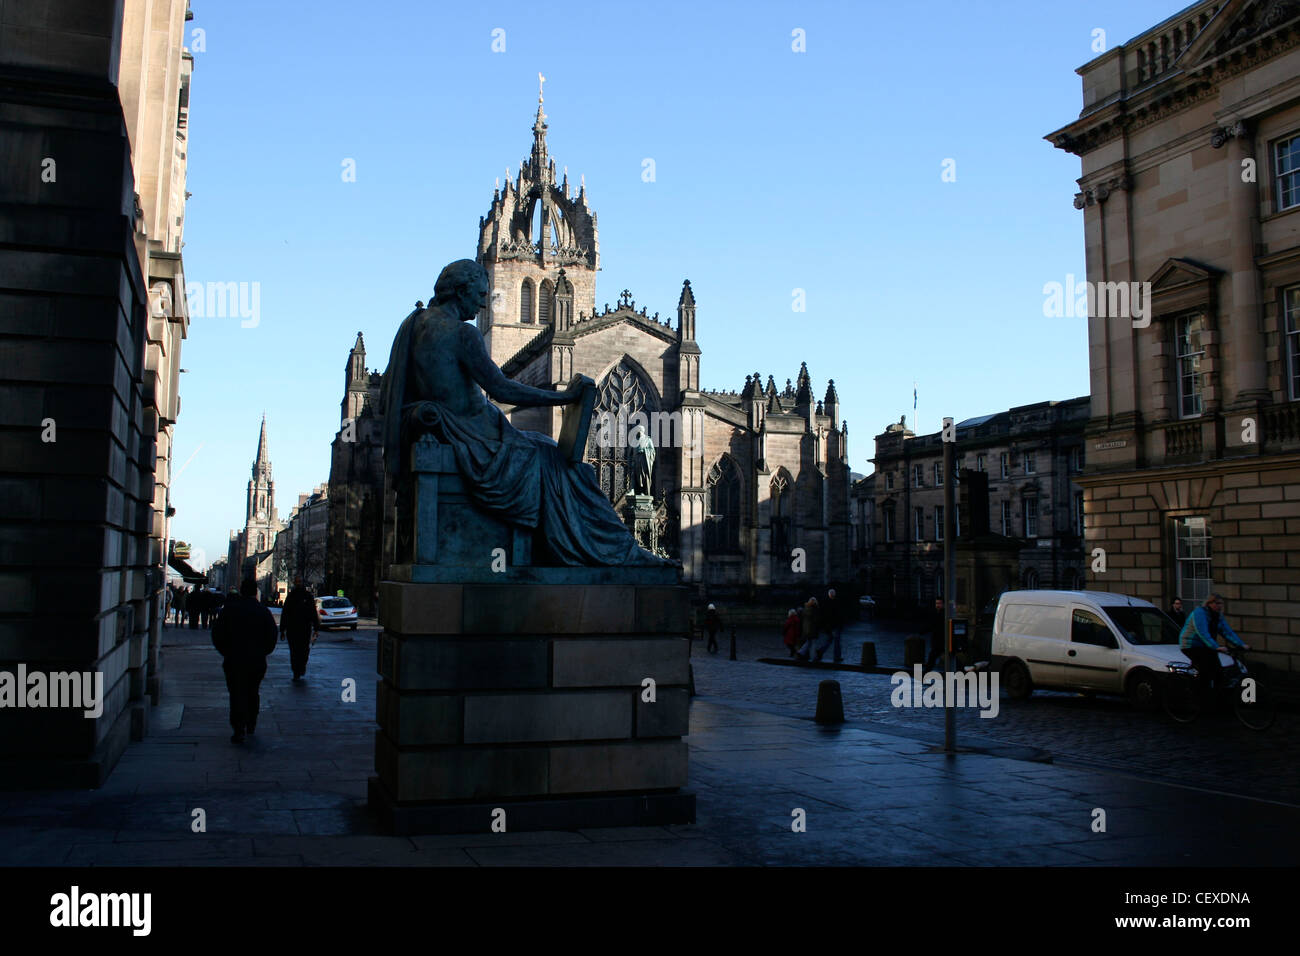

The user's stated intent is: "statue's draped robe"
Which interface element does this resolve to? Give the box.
[381,308,665,567]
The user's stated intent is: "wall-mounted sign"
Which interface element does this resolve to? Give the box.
[1094,440,1127,450]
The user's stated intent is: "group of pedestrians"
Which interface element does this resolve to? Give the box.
[164,582,224,629]
[211,575,321,743]
[702,591,846,662]
[784,589,845,663]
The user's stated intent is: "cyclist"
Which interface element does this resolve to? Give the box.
[1178,593,1249,701]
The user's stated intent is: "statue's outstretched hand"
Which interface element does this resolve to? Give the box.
[565,374,595,402]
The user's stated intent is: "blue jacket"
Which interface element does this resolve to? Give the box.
[1178,605,1243,650]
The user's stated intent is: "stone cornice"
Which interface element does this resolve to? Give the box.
[1074,453,1300,487]
[1049,13,1300,159]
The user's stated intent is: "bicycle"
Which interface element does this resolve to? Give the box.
[1161,646,1275,730]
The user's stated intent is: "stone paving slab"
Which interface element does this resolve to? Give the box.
[1,625,1296,866]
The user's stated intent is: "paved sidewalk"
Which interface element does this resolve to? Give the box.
[0,626,1295,866]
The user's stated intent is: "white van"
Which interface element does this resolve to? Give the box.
[990,590,1222,708]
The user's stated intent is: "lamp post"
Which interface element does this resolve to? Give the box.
[943,418,956,754]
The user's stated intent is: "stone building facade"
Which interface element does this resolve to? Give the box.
[326,99,854,601]
[866,398,1090,615]
[1048,0,1300,677]
[273,483,329,601]
[0,0,195,786]
[325,333,385,614]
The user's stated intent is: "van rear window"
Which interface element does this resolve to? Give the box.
[1102,607,1180,645]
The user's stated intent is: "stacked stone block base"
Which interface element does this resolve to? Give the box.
[369,576,695,835]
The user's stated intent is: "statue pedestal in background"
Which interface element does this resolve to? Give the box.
[622,493,659,556]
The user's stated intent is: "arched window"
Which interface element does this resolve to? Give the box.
[1023,568,1039,589]
[586,360,653,504]
[770,474,790,556]
[519,279,534,323]
[935,569,944,598]
[539,279,553,325]
[706,457,742,553]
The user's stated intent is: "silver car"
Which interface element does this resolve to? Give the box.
[315,595,358,630]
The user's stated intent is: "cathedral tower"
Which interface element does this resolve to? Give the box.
[476,81,599,366]
[342,331,368,422]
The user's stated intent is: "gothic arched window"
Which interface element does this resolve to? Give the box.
[539,279,553,325]
[586,360,653,504]
[520,279,534,323]
[770,473,790,557]
[1023,567,1039,589]
[705,456,742,554]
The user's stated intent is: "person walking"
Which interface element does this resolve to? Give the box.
[188,583,201,629]
[814,588,844,663]
[781,608,800,658]
[174,585,188,627]
[162,586,173,629]
[211,578,278,744]
[704,604,721,655]
[280,575,320,682]
[796,597,819,660]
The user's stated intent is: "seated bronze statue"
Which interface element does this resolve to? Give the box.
[379,259,670,567]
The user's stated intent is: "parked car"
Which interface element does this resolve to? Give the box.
[315,595,358,630]
[990,590,1220,709]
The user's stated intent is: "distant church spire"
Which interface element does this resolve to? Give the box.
[253,413,270,477]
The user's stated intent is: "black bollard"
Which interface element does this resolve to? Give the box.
[729,626,737,661]
[815,680,844,724]
[860,641,877,668]
[688,662,695,698]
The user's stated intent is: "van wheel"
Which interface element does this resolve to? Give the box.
[1003,660,1032,700]
[1127,670,1159,711]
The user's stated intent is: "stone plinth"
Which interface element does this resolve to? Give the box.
[369,576,695,834]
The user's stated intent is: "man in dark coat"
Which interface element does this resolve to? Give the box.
[212,578,278,743]
[813,588,843,663]
[280,575,319,682]
[1168,597,1186,629]
[189,583,202,629]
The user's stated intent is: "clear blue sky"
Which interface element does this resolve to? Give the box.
[170,0,1183,568]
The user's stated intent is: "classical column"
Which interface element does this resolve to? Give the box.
[1213,120,1269,406]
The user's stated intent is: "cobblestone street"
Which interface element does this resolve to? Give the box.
[692,618,1300,807]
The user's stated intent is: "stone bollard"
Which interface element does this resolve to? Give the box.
[859,641,877,668]
[904,635,926,668]
[815,680,844,724]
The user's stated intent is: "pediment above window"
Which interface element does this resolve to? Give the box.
[1147,257,1222,318]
